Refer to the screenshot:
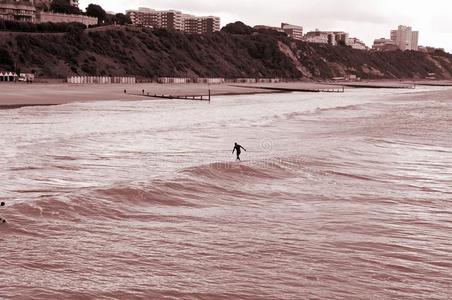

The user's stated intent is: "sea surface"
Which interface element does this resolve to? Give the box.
[0,87,451,300]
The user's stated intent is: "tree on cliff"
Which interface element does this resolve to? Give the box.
[104,13,131,25]
[221,21,255,35]
[113,13,131,25]
[0,49,14,70]
[86,4,107,24]
[34,0,51,12]
[50,0,81,14]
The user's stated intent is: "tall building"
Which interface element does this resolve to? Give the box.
[127,8,159,28]
[199,16,220,33]
[281,23,303,40]
[411,31,419,51]
[160,10,183,31]
[127,8,183,30]
[0,0,36,22]
[127,7,220,34]
[334,32,349,45]
[182,14,199,33]
[182,14,219,34]
[390,25,419,51]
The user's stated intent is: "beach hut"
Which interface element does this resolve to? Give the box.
[6,72,17,82]
[19,73,35,83]
[0,72,4,82]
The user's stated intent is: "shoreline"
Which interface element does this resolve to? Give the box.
[0,82,335,108]
[0,82,292,109]
[1,80,451,109]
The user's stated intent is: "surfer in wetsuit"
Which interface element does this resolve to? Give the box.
[232,143,247,161]
[0,202,5,224]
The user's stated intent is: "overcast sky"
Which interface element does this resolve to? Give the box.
[79,0,451,52]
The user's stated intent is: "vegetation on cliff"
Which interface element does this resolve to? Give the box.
[0,23,451,80]
[0,20,86,33]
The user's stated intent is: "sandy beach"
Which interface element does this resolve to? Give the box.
[0,82,340,107]
[1,80,451,108]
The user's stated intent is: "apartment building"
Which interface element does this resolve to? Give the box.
[347,37,367,50]
[183,14,220,34]
[281,23,303,40]
[36,11,97,26]
[127,8,182,30]
[411,30,419,51]
[182,14,199,33]
[200,16,220,33]
[0,0,90,25]
[334,32,349,45]
[304,30,329,44]
[390,25,419,51]
[127,8,159,27]
[372,38,398,51]
[304,30,349,46]
[127,7,220,33]
[160,10,183,31]
[0,0,36,22]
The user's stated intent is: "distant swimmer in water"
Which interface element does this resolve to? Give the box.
[232,142,247,161]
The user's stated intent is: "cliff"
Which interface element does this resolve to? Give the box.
[0,27,451,80]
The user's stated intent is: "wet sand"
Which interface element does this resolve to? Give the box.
[0,83,262,107]
[1,80,451,108]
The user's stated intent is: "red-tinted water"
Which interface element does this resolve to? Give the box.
[0,88,451,299]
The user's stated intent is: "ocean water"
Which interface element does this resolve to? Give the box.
[0,87,451,299]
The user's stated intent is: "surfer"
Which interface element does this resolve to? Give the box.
[0,202,5,224]
[232,142,247,161]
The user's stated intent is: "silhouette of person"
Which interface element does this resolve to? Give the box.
[0,202,5,224]
[232,142,247,161]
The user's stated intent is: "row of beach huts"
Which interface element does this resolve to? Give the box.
[67,76,137,84]
[66,76,284,84]
[156,77,283,84]
[0,72,35,82]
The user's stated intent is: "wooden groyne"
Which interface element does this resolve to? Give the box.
[0,103,56,110]
[412,81,452,87]
[229,85,345,93]
[331,83,415,89]
[130,90,211,101]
